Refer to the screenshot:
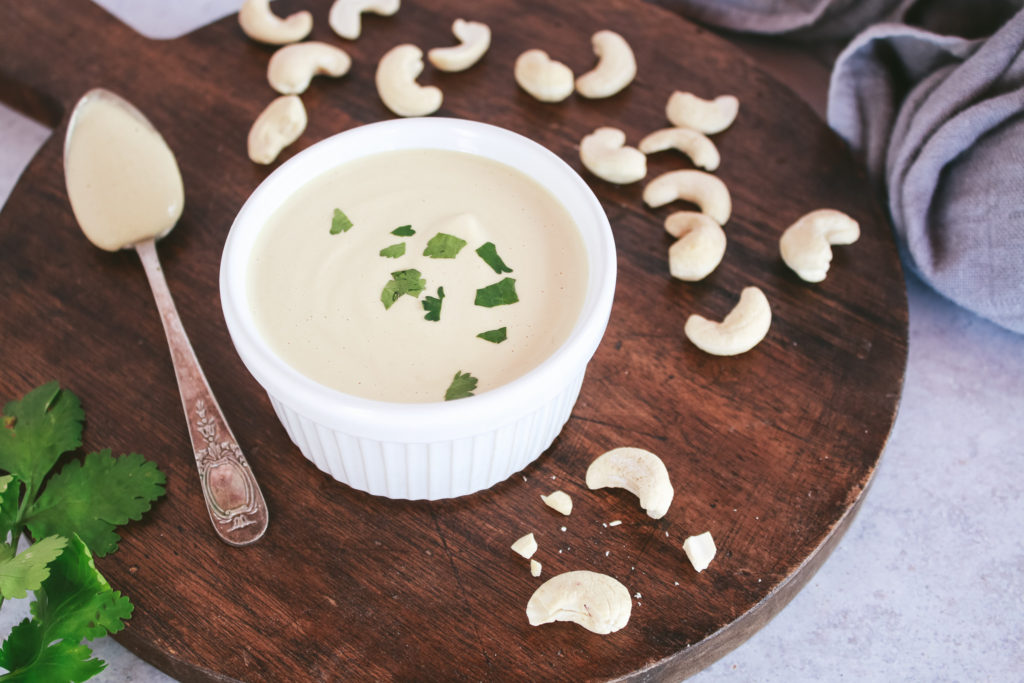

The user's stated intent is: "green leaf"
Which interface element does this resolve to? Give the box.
[329,208,353,235]
[0,637,106,682]
[476,327,508,344]
[422,287,445,322]
[475,242,513,274]
[379,243,406,259]
[30,534,133,644]
[444,371,478,401]
[0,618,42,674]
[380,269,426,310]
[0,536,68,600]
[474,278,519,308]
[391,225,415,237]
[24,451,166,558]
[0,383,83,493]
[423,233,467,259]
[0,475,20,544]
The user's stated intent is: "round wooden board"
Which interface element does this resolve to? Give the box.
[0,1,907,680]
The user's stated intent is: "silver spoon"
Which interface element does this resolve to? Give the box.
[63,88,268,546]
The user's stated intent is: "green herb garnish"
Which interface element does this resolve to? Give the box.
[475,278,519,308]
[379,243,406,259]
[476,242,513,274]
[422,287,445,321]
[391,225,415,237]
[0,382,166,681]
[330,208,353,234]
[380,269,426,309]
[477,327,508,344]
[444,371,478,401]
[423,233,467,259]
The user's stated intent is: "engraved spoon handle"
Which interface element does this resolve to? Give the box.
[135,238,268,546]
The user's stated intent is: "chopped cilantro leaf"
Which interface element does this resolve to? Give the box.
[391,225,415,236]
[444,371,478,401]
[380,269,426,309]
[477,327,508,344]
[379,243,406,258]
[330,208,353,234]
[422,287,445,321]
[476,242,513,274]
[423,232,467,259]
[475,278,519,307]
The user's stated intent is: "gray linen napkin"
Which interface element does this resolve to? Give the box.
[666,0,1024,333]
[828,8,1024,333]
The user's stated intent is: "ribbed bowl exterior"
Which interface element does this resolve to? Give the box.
[267,371,585,499]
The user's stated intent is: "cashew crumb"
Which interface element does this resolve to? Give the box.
[608,520,622,527]
[511,533,538,559]
[560,526,567,532]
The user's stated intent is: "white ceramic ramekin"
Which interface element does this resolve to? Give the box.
[220,118,615,500]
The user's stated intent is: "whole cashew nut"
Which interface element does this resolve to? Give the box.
[267,42,352,95]
[526,570,632,634]
[375,44,443,117]
[575,30,637,99]
[643,169,732,225]
[514,49,574,103]
[639,127,720,171]
[238,0,313,45]
[428,19,491,72]
[684,286,772,356]
[586,447,674,520]
[579,127,647,185]
[666,211,727,281]
[247,95,307,165]
[666,91,739,135]
[779,208,860,282]
[329,0,400,40]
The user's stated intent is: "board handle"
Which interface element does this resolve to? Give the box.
[0,0,143,125]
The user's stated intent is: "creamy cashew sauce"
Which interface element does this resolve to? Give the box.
[64,90,184,251]
[248,149,589,403]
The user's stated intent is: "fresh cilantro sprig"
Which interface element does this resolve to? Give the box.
[444,371,478,401]
[422,287,445,322]
[0,382,166,681]
[423,233,467,259]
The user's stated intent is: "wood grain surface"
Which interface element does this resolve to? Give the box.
[0,0,908,680]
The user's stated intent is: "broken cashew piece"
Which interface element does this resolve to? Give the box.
[526,570,632,634]
[428,19,491,72]
[514,49,574,103]
[683,531,717,572]
[575,30,636,99]
[779,208,860,282]
[329,0,400,40]
[666,212,727,281]
[541,490,573,516]
[530,559,542,578]
[267,42,352,95]
[375,44,443,117]
[639,127,720,172]
[666,91,739,135]
[643,170,731,225]
[580,127,647,185]
[685,286,771,356]
[511,532,538,559]
[238,0,312,45]
[586,447,674,520]
[247,95,307,165]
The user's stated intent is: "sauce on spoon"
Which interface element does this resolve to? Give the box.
[64,88,184,251]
